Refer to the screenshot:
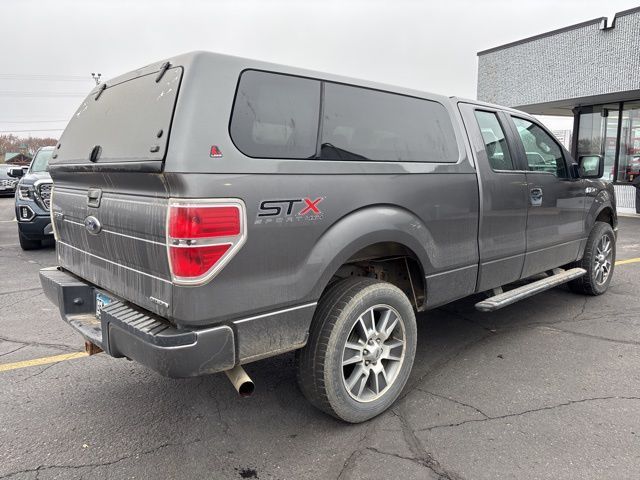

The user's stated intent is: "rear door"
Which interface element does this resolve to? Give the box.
[459,103,529,291]
[506,115,586,277]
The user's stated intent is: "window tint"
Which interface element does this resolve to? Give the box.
[512,117,567,178]
[320,83,458,162]
[473,111,515,170]
[230,70,321,159]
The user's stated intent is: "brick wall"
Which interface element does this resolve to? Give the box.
[477,10,640,108]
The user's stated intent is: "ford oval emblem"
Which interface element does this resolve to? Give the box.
[84,215,102,235]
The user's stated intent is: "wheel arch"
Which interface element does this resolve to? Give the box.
[587,190,617,231]
[302,205,434,310]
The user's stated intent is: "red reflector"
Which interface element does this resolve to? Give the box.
[169,206,240,238]
[169,245,231,277]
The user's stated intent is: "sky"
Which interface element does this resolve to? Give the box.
[1,0,638,137]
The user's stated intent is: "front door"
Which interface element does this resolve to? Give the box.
[507,115,587,277]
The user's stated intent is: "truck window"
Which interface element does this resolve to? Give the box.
[473,111,515,170]
[55,67,183,164]
[230,70,321,159]
[512,117,568,178]
[320,83,458,162]
[30,148,53,173]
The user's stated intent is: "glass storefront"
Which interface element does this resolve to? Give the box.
[618,102,640,183]
[577,101,640,184]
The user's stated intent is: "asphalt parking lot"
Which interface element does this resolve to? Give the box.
[1,195,639,480]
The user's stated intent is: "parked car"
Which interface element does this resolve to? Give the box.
[11,146,54,250]
[0,165,19,196]
[40,52,617,423]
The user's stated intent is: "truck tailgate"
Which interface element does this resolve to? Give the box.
[53,184,172,317]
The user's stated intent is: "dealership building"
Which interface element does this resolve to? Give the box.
[477,6,640,213]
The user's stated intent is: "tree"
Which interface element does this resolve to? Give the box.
[0,134,58,157]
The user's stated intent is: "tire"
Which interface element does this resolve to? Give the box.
[19,231,41,250]
[296,277,417,423]
[568,221,616,295]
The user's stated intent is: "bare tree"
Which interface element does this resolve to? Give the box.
[0,134,58,157]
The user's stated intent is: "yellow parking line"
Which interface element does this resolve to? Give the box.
[615,257,640,266]
[0,352,88,373]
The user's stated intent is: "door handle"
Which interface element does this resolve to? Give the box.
[530,187,543,206]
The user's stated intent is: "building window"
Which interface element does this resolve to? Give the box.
[577,104,619,182]
[618,102,640,184]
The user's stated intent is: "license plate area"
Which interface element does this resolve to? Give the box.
[95,291,114,319]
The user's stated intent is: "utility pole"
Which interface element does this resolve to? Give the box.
[91,73,102,85]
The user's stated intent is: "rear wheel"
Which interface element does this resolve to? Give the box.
[569,221,615,295]
[296,277,417,423]
[19,231,41,250]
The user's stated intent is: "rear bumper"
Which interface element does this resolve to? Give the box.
[39,266,235,378]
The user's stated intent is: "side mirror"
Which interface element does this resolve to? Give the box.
[578,155,604,179]
[7,167,24,178]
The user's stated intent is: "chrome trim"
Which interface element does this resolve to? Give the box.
[233,302,318,325]
[169,236,237,247]
[34,179,53,211]
[57,240,172,284]
[17,204,36,222]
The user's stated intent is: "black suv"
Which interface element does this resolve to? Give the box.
[12,146,54,250]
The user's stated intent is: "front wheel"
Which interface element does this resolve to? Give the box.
[19,231,42,250]
[296,277,417,423]
[569,221,616,295]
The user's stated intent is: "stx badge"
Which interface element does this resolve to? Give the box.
[256,197,324,224]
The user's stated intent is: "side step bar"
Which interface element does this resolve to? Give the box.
[475,268,586,312]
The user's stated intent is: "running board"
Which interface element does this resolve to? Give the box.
[475,268,586,312]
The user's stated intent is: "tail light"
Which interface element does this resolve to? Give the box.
[167,199,246,285]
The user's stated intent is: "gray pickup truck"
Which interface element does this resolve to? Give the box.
[40,52,616,423]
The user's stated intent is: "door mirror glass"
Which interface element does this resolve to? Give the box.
[578,155,604,178]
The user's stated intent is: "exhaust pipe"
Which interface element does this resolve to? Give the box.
[224,365,255,397]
